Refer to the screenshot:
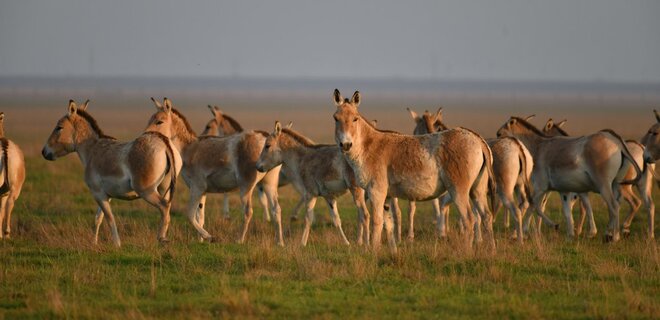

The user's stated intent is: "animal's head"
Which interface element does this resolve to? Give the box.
[145,97,175,138]
[408,107,443,135]
[0,112,5,138]
[543,118,568,137]
[202,105,241,137]
[256,121,287,172]
[42,99,91,161]
[496,114,536,138]
[332,89,362,153]
[641,109,660,163]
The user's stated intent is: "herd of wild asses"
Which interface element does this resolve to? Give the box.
[0,89,657,253]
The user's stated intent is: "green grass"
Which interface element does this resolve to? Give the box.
[0,154,658,319]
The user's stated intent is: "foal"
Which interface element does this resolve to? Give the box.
[42,100,181,246]
[0,113,26,240]
[256,121,371,245]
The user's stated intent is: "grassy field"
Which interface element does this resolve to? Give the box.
[0,99,659,319]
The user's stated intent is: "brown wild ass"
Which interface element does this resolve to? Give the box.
[145,98,284,245]
[0,112,26,240]
[332,89,494,252]
[201,105,301,222]
[546,118,654,239]
[256,121,371,245]
[42,100,181,246]
[496,117,642,241]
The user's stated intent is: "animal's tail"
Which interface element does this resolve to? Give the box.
[463,128,497,211]
[508,137,533,203]
[0,138,10,196]
[145,131,177,204]
[600,129,642,185]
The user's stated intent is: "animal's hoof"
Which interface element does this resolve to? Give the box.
[604,234,614,243]
[622,229,631,239]
[554,224,560,232]
[290,216,299,222]
[158,238,170,244]
[223,216,231,221]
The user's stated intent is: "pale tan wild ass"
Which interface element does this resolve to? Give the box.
[332,89,494,252]
[42,100,181,246]
[201,105,301,222]
[496,117,642,241]
[256,121,372,245]
[0,112,26,240]
[145,98,284,245]
[546,118,655,239]
[401,108,497,247]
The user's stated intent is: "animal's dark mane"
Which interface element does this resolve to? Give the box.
[360,115,402,134]
[171,108,197,137]
[510,117,548,137]
[222,114,244,132]
[281,128,335,149]
[549,123,569,136]
[434,119,449,131]
[77,110,116,140]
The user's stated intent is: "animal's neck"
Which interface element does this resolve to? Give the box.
[512,131,545,157]
[0,127,5,138]
[278,133,309,166]
[74,131,103,166]
[171,121,197,152]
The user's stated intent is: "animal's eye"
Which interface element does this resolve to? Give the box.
[55,126,63,132]
[156,120,164,125]
[265,144,271,149]
[353,117,359,122]
[333,116,339,122]
[654,132,658,136]
[206,125,211,130]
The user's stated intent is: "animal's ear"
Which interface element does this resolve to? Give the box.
[163,97,172,113]
[274,121,282,136]
[508,118,517,127]
[0,112,4,122]
[544,118,554,131]
[407,107,419,120]
[285,121,293,129]
[655,109,660,123]
[371,119,378,127]
[434,107,443,123]
[351,91,361,107]
[208,105,222,120]
[68,100,77,116]
[151,97,163,110]
[556,119,567,128]
[333,89,344,106]
[524,114,536,121]
[78,99,90,111]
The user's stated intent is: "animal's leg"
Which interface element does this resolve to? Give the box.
[407,199,417,241]
[0,197,6,240]
[325,198,350,245]
[290,197,304,221]
[196,194,208,242]
[600,184,621,242]
[351,188,370,246]
[257,185,271,222]
[560,193,576,238]
[222,193,231,219]
[185,188,213,240]
[369,189,395,253]
[502,193,523,243]
[93,206,104,245]
[262,182,283,246]
[636,168,655,238]
[438,193,452,238]
[238,185,256,244]
[383,197,397,252]
[450,189,475,248]
[621,184,641,235]
[140,190,172,242]
[579,194,597,237]
[301,197,317,246]
[524,192,550,236]
[473,206,483,243]
[94,197,121,247]
[390,198,402,243]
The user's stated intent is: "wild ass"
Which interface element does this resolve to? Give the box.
[0,113,26,240]
[145,98,284,245]
[332,89,494,252]
[402,107,496,247]
[546,118,654,239]
[256,121,371,245]
[42,100,181,246]
[201,105,301,222]
[496,117,642,241]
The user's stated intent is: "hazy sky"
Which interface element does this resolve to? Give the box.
[1,0,659,82]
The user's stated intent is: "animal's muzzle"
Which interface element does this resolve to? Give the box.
[255,164,266,173]
[41,147,55,161]
[644,154,655,164]
[339,142,352,152]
